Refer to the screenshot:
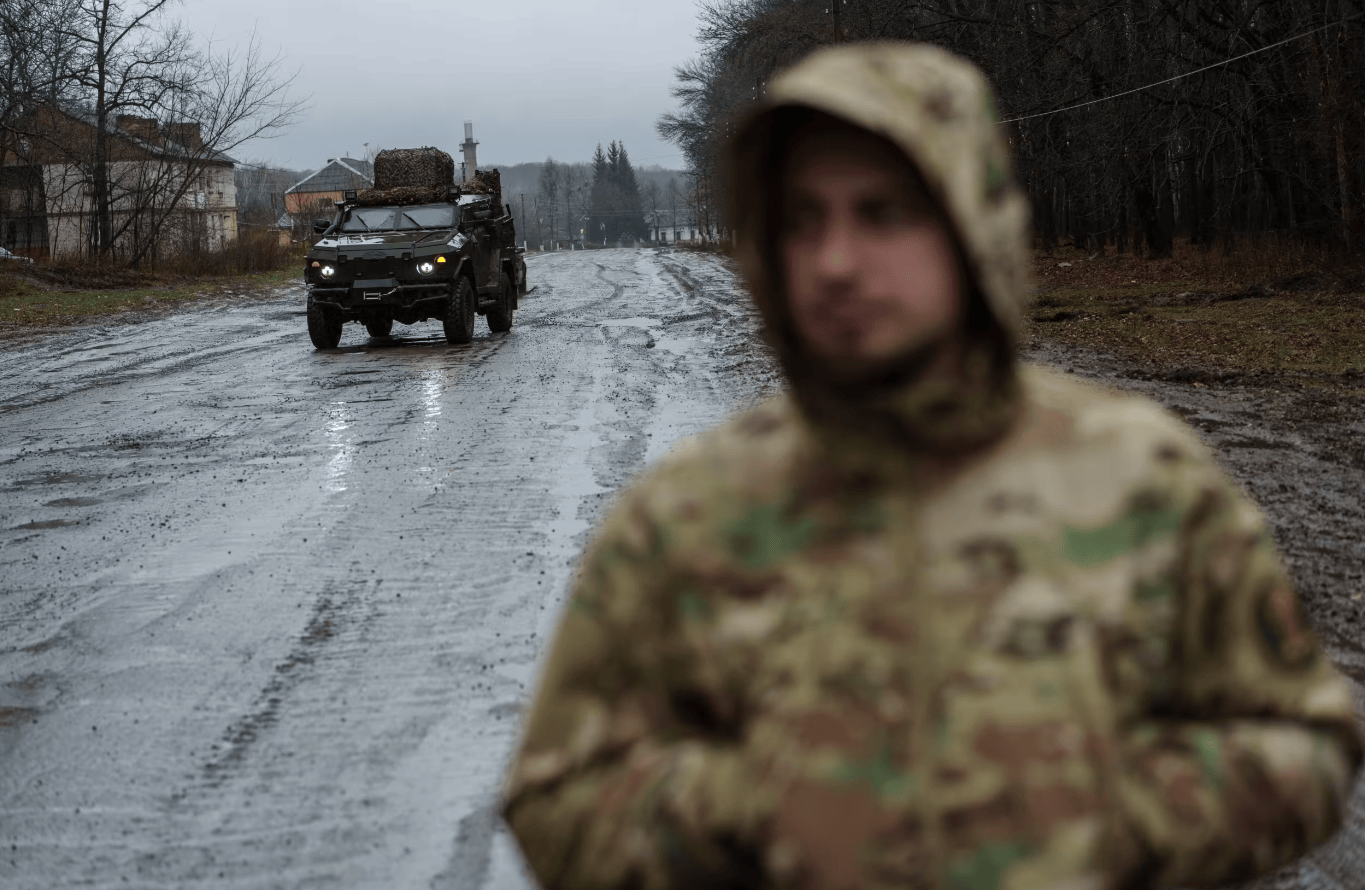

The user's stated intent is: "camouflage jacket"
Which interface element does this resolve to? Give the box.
[503,44,1361,890]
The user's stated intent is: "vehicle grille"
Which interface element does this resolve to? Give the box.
[340,255,408,279]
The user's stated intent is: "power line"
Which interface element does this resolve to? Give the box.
[1001,11,1365,124]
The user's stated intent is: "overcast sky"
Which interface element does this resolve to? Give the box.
[178,0,705,171]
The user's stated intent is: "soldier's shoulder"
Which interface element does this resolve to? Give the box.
[1016,363,1208,460]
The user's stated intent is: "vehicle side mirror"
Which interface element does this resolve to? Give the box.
[312,219,330,234]
[516,247,526,254]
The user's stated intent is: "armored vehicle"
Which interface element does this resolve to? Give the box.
[302,149,527,349]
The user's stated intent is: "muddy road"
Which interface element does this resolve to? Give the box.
[0,249,778,889]
[1,248,1361,889]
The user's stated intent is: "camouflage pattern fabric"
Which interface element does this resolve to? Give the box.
[502,43,1361,890]
[467,168,503,208]
[371,146,455,190]
[353,185,448,207]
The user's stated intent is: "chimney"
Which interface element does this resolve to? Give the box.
[165,122,203,151]
[116,115,159,143]
[460,121,478,182]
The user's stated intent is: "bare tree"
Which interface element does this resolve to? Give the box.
[660,0,1365,255]
[642,179,661,241]
[537,156,560,244]
[56,0,195,257]
[3,0,306,264]
[0,0,86,254]
[563,163,587,246]
[0,0,83,126]
[120,28,306,265]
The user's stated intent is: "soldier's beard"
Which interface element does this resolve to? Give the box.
[803,327,963,393]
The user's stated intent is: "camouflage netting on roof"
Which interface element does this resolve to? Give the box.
[465,168,502,207]
[354,185,447,207]
[348,160,504,209]
[372,147,455,190]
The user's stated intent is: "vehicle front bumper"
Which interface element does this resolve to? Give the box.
[308,279,451,311]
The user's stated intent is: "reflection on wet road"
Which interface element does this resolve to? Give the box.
[0,248,778,888]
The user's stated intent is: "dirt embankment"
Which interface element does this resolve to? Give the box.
[1025,246,1365,672]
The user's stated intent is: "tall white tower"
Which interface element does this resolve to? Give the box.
[460,121,478,182]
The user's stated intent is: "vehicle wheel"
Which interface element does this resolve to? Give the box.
[487,272,514,333]
[307,299,343,349]
[365,317,392,338]
[443,276,476,345]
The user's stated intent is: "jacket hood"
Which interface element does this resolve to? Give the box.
[727,42,1032,457]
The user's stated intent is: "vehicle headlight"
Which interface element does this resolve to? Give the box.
[417,261,435,275]
[320,264,335,279]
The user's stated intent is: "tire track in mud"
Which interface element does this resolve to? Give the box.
[196,579,369,787]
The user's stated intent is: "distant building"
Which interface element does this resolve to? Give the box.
[1,104,238,260]
[283,158,373,215]
[646,209,711,244]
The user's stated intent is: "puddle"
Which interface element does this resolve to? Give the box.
[652,335,693,355]
[598,317,661,329]
[44,497,101,507]
[14,519,79,529]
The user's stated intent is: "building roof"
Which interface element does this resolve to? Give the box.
[646,209,698,227]
[285,158,373,195]
[54,102,237,165]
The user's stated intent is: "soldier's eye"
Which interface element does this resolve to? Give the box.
[785,200,823,235]
[858,198,926,227]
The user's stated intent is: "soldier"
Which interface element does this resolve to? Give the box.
[502,43,1361,890]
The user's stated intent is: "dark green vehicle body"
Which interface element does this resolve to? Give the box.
[303,189,527,348]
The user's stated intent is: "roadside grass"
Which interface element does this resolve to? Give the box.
[1028,240,1365,377]
[0,264,300,330]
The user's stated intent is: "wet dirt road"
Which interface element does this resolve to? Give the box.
[0,248,778,889]
[2,248,1361,889]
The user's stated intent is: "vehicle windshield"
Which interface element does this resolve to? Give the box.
[339,204,455,233]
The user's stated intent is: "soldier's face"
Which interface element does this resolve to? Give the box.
[780,127,964,369]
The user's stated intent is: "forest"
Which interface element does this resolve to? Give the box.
[657,0,1365,256]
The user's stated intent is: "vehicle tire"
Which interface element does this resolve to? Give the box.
[365,317,392,338]
[307,299,343,349]
[487,272,514,333]
[443,276,476,345]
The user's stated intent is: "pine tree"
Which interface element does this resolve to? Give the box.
[588,143,610,246]
[589,141,648,245]
[614,143,646,241]
[608,140,627,242]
